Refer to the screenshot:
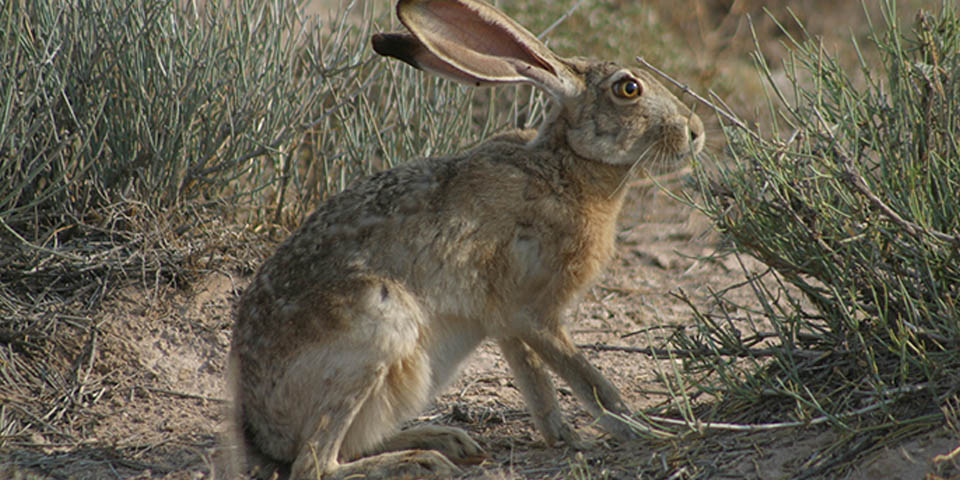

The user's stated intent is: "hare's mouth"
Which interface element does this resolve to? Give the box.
[602,143,694,199]
[633,144,693,176]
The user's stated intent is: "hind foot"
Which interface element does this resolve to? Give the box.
[373,425,488,465]
[325,449,458,480]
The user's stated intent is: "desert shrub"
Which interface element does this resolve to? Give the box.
[657,0,958,473]
[2,0,318,227]
[1,0,516,230]
[0,0,527,296]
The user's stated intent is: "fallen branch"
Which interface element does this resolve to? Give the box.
[144,386,227,404]
[578,342,822,359]
[644,397,894,432]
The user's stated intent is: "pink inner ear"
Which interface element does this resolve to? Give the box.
[422,1,556,76]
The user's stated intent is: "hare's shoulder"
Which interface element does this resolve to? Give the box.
[255,142,560,281]
[307,157,458,229]
[297,138,553,237]
[236,157,459,321]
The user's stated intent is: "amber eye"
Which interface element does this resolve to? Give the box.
[612,78,642,99]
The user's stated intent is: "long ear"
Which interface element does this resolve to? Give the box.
[372,0,582,101]
[372,32,498,87]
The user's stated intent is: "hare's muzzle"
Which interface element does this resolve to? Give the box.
[688,113,706,155]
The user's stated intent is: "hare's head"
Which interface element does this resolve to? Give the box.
[372,0,704,171]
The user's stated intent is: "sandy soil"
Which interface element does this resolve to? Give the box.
[3,183,956,480]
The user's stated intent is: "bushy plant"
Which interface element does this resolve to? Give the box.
[661,0,958,472]
[3,0,318,226]
[1,0,528,235]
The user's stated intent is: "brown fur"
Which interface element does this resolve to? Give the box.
[229,1,705,478]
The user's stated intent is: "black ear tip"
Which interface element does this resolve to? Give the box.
[370,33,392,56]
[371,32,421,65]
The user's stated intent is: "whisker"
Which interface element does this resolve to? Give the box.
[608,144,655,199]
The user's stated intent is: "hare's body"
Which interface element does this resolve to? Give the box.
[230,1,704,478]
[235,123,627,459]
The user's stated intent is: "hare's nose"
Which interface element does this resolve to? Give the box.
[688,113,706,154]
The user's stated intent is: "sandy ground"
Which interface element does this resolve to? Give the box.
[3,182,956,480]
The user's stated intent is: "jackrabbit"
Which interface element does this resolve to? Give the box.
[230,0,705,478]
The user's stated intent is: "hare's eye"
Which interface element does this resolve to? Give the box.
[612,78,642,99]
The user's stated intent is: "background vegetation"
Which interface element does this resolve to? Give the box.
[651,0,959,475]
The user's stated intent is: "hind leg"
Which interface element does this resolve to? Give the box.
[287,291,464,477]
[326,450,457,480]
[287,360,459,479]
[285,358,385,478]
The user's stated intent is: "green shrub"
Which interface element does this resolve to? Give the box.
[3,0,317,226]
[672,0,958,469]
[0,0,533,286]
[0,0,527,234]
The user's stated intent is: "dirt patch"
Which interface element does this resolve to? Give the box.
[1,273,240,479]
[3,184,956,479]
[850,432,960,480]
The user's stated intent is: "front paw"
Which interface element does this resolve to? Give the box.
[537,409,586,449]
[597,411,642,442]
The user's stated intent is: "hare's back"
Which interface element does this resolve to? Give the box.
[236,148,545,332]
